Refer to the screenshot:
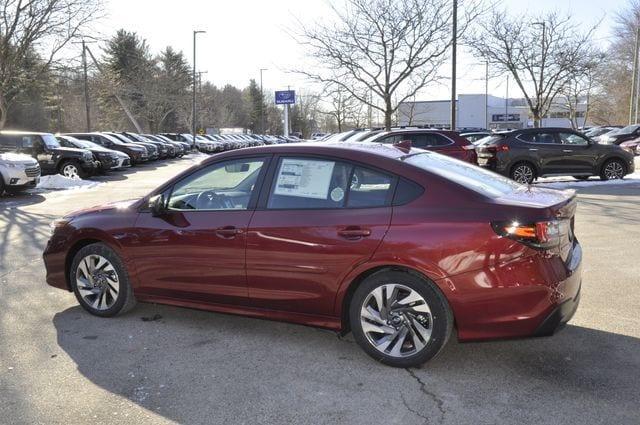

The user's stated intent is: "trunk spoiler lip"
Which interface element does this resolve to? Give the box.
[491,187,577,220]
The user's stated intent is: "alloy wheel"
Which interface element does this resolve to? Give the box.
[604,161,624,179]
[512,164,534,184]
[75,254,120,310]
[62,164,80,179]
[360,284,432,358]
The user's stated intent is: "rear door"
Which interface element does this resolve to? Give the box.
[246,156,394,316]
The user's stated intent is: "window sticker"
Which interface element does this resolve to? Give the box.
[274,158,335,199]
[330,187,345,202]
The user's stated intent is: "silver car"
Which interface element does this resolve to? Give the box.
[0,152,41,195]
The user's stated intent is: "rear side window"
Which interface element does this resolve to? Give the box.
[267,158,395,209]
[268,158,352,209]
[406,133,452,148]
[347,167,393,208]
[392,179,424,205]
[517,132,557,144]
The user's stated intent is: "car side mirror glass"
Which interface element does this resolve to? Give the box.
[149,194,167,217]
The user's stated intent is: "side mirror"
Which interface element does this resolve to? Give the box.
[149,194,167,217]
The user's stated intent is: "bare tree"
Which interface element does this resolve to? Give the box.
[321,85,361,132]
[559,51,604,129]
[294,0,480,130]
[468,10,598,127]
[0,0,102,128]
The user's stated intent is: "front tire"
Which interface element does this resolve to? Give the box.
[349,270,453,368]
[600,159,626,180]
[59,160,87,179]
[70,243,136,317]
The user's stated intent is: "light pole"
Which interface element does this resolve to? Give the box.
[260,68,267,134]
[450,0,458,130]
[192,30,206,146]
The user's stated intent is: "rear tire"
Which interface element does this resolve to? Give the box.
[70,243,136,317]
[510,162,536,184]
[349,270,453,368]
[0,175,5,196]
[600,159,626,180]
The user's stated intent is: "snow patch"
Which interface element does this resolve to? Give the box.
[37,175,102,190]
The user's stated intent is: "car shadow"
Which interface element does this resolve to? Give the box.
[0,192,46,207]
[52,303,640,424]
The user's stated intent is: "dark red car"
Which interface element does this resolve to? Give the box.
[44,142,581,367]
[359,129,478,164]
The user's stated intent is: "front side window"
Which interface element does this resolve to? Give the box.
[168,158,265,211]
[558,133,589,146]
[41,134,61,148]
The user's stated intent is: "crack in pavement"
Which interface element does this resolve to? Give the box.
[405,368,446,424]
[400,392,430,424]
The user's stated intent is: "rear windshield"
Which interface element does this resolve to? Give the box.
[403,151,522,197]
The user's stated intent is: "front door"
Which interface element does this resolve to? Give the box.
[130,157,269,305]
[246,156,394,315]
[557,132,596,174]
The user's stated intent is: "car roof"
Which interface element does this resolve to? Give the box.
[210,141,419,161]
[0,130,53,136]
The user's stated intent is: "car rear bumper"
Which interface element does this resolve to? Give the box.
[440,240,583,341]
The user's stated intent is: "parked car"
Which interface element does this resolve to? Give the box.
[596,124,640,145]
[311,132,329,140]
[121,132,171,158]
[583,126,616,139]
[360,129,478,163]
[57,135,131,172]
[154,134,191,153]
[460,131,492,143]
[143,134,185,157]
[44,142,582,368]
[65,132,148,165]
[619,137,640,156]
[0,131,98,179]
[105,132,159,160]
[476,128,635,184]
[0,152,40,195]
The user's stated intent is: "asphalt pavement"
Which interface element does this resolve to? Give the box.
[1,155,639,425]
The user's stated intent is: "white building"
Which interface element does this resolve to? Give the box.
[398,94,587,129]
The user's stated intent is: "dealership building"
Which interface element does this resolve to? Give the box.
[397,94,587,129]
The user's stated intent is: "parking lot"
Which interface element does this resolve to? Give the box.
[1,155,639,424]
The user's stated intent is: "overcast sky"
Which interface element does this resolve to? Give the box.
[99,0,625,101]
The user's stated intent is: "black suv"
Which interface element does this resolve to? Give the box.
[476,128,635,184]
[0,131,98,179]
[66,133,149,165]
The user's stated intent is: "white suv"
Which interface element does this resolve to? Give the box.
[0,152,41,195]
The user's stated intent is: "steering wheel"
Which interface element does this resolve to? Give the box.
[195,190,225,210]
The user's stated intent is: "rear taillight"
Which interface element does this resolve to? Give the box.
[486,144,509,153]
[491,220,566,250]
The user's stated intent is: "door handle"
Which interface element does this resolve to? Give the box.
[563,149,573,153]
[528,148,538,151]
[215,226,243,238]
[338,227,371,239]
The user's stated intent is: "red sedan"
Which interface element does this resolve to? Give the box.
[44,142,582,367]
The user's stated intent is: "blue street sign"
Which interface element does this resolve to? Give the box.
[275,90,296,105]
